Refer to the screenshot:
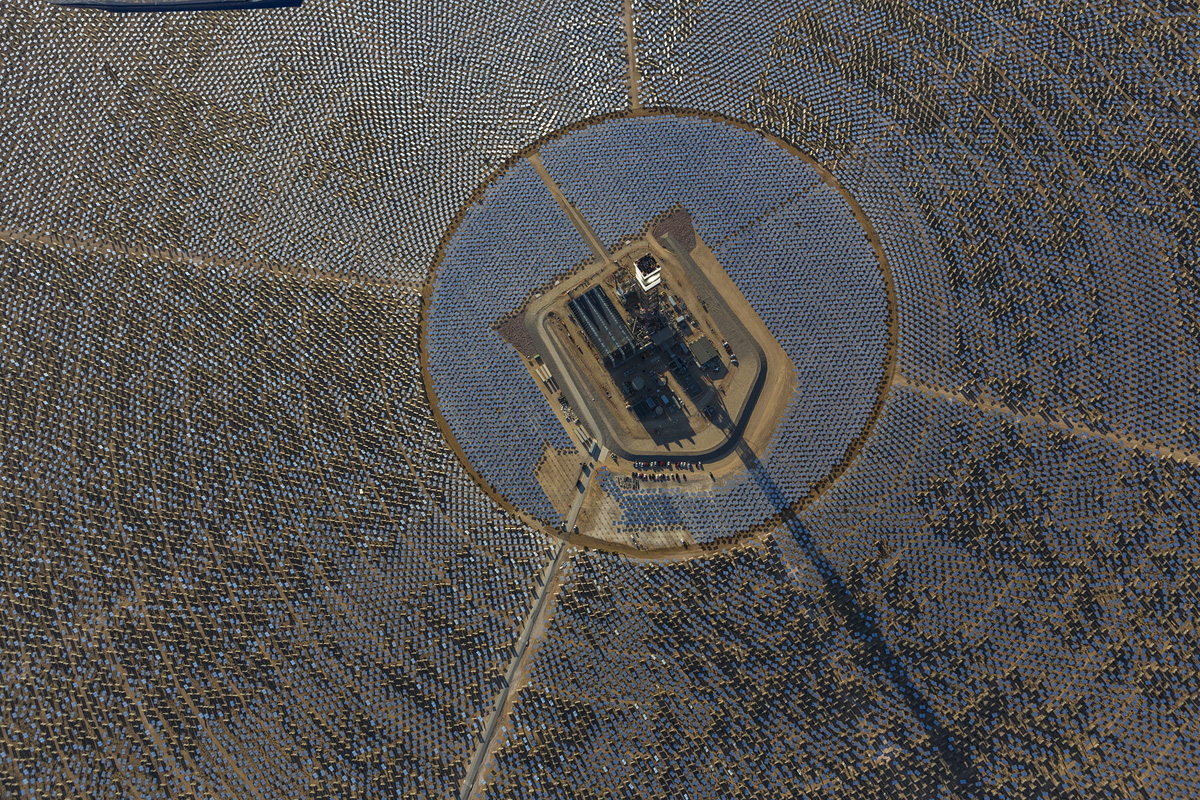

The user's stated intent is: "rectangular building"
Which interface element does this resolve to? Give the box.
[569,286,638,367]
[687,336,721,368]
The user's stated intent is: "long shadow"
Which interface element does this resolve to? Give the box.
[705,389,981,795]
[611,350,765,464]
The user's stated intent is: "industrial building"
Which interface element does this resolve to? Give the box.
[687,336,721,369]
[567,285,638,366]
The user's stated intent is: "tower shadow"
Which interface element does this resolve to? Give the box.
[705,387,981,795]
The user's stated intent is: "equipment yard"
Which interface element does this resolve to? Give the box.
[512,226,795,478]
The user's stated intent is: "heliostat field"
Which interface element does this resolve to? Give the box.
[425,114,892,549]
[2,1,1198,799]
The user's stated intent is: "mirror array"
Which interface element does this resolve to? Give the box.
[427,160,592,527]
[482,388,1200,798]
[635,0,1199,451]
[428,115,889,541]
[0,0,1197,797]
[0,238,559,797]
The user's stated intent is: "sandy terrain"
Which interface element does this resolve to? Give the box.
[538,262,725,450]
[534,444,589,518]
[575,469,701,550]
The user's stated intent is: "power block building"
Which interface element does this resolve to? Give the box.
[568,285,638,367]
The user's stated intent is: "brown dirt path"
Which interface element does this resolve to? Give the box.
[895,376,1200,467]
[0,228,422,291]
[622,0,641,110]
